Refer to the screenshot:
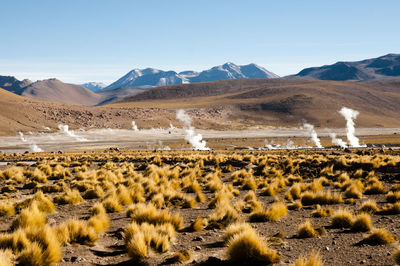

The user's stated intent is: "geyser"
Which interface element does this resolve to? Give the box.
[329,133,347,148]
[58,124,87,142]
[131,121,139,132]
[18,131,43,152]
[303,123,322,148]
[176,109,210,150]
[338,107,365,147]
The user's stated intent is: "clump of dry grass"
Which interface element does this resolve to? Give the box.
[224,222,255,243]
[311,205,332,217]
[167,249,193,264]
[83,186,104,199]
[188,217,207,232]
[102,192,123,213]
[0,200,15,217]
[11,203,46,230]
[288,200,303,210]
[57,219,99,246]
[54,189,84,205]
[127,203,183,230]
[297,220,326,238]
[344,184,363,199]
[88,203,109,233]
[294,250,324,266]
[360,200,379,213]
[364,180,386,195]
[301,190,343,206]
[249,202,287,222]
[124,222,176,260]
[227,230,280,264]
[378,202,400,215]
[386,191,400,203]
[351,213,372,232]
[331,208,354,228]
[359,228,396,245]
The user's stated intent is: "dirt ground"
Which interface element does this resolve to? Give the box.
[0,148,399,265]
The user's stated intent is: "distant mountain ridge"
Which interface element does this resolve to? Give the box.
[104,62,279,90]
[290,53,400,81]
[81,82,107,92]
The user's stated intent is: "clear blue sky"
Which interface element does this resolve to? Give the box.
[1,0,399,84]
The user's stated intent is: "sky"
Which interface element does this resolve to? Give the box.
[1,0,399,84]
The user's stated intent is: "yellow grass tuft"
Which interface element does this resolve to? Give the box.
[294,250,324,266]
[360,228,396,245]
[360,200,379,213]
[297,220,325,238]
[11,203,46,230]
[168,249,193,263]
[249,202,287,222]
[227,230,280,264]
[351,213,372,232]
[331,208,354,228]
[224,222,255,243]
[126,232,148,261]
[54,189,84,205]
[0,200,15,217]
[57,219,99,246]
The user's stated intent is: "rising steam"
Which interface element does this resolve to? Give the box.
[303,123,322,148]
[19,131,43,152]
[338,107,364,147]
[131,121,139,132]
[329,133,347,148]
[176,109,210,150]
[58,124,88,142]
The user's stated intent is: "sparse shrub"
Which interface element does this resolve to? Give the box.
[378,202,400,215]
[57,219,98,246]
[126,232,147,261]
[364,182,386,195]
[224,222,255,243]
[189,217,206,232]
[102,193,123,213]
[17,242,44,266]
[331,208,353,228]
[360,200,379,213]
[360,228,396,245]
[297,220,325,238]
[11,203,46,230]
[167,249,193,263]
[127,203,183,230]
[54,189,84,205]
[83,186,104,199]
[227,230,280,264]
[301,190,343,206]
[351,213,372,232]
[294,250,324,266]
[386,191,400,203]
[249,202,287,222]
[288,200,303,210]
[344,184,362,199]
[311,206,332,217]
[24,225,62,265]
[0,200,15,217]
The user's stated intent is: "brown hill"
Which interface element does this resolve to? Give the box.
[113,78,400,128]
[22,79,101,106]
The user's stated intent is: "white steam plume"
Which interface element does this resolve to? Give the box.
[18,131,43,152]
[339,107,364,147]
[131,121,139,131]
[176,109,210,150]
[303,123,322,148]
[58,124,87,142]
[329,133,347,148]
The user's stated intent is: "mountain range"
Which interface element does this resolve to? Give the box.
[104,62,279,91]
[290,53,400,81]
[1,54,400,107]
